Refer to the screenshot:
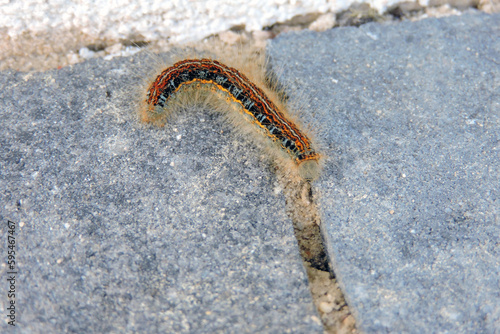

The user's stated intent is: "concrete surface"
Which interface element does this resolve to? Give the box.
[268,12,499,333]
[0,56,322,332]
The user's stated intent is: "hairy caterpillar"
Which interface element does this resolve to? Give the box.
[140,56,320,181]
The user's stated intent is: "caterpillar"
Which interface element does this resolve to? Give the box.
[141,57,320,181]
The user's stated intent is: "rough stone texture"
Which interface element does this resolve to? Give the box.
[0,56,322,332]
[268,12,499,333]
[0,0,395,44]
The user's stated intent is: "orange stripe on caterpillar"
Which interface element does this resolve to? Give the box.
[143,58,320,180]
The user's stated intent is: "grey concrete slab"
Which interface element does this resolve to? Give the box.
[0,56,322,332]
[268,12,499,333]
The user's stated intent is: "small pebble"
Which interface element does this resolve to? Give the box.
[319,301,334,314]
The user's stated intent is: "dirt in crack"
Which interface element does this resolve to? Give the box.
[278,175,357,334]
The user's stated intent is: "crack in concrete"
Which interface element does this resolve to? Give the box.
[279,175,358,333]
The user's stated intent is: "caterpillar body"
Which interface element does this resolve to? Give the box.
[141,57,320,181]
